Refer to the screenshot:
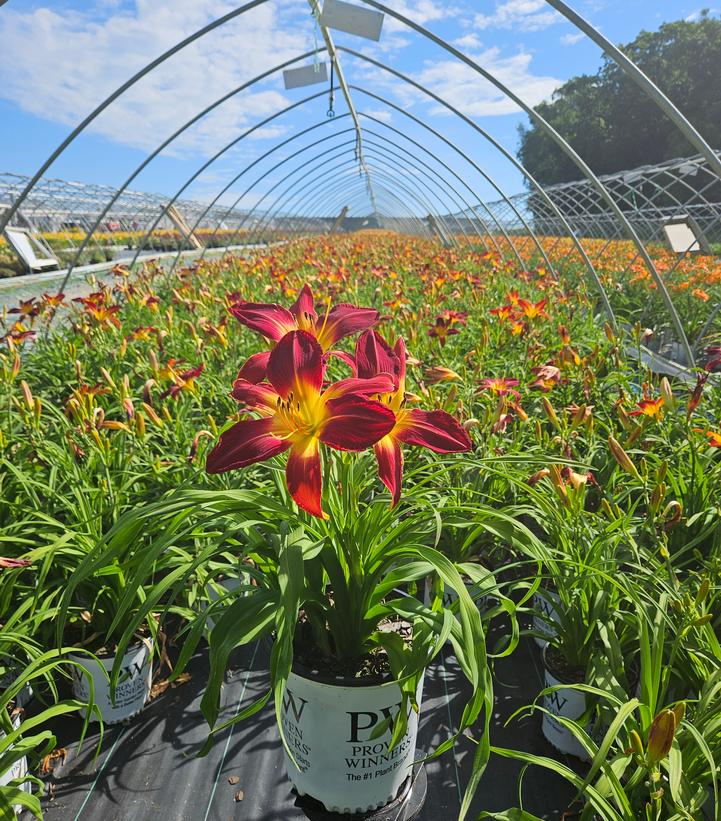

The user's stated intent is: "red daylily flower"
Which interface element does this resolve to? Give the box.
[9,298,40,320]
[42,293,66,308]
[427,317,459,346]
[207,330,395,518]
[530,364,561,392]
[229,283,378,364]
[478,377,520,398]
[630,397,664,419]
[490,305,514,322]
[694,428,721,447]
[517,298,548,320]
[355,330,472,506]
[161,364,205,400]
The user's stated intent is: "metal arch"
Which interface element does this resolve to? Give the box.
[351,90,549,275]
[246,152,456,246]
[246,158,434,243]
[359,140,493,248]
[545,0,721,182]
[349,3,693,363]
[337,49,615,326]
[284,175,430,239]
[0,0,274,236]
[356,107,533,268]
[247,167,430,241]
[318,180,431,236]
[122,88,344,276]
[172,121,358,272]
[293,174,435,240]
[311,152,469,241]
[175,113,494,273]
[61,47,330,287]
[204,130,484,250]
[359,132,499,252]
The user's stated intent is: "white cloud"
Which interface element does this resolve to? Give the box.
[415,48,562,117]
[474,0,562,32]
[454,33,484,49]
[381,0,465,33]
[560,31,585,45]
[0,0,311,157]
[362,108,393,124]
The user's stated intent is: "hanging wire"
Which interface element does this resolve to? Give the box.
[328,60,336,118]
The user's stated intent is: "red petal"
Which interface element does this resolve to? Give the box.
[317,304,379,351]
[230,380,278,414]
[236,351,270,383]
[322,375,394,402]
[289,284,317,323]
[267,330,323,400]
[286,440,325,518]
[355,330,398,381]
[206,417,289,473]
[374,436,403,507]
[395,409,471,453]
[319,395,395,451]
[325,349,358,376]
[229,302,296,342]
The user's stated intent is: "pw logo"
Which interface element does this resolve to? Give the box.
[346,702,405,743]
[282,689,308,722]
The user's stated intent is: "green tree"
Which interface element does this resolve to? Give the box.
[517,12,721,186]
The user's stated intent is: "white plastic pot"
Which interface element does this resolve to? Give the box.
[541,653,589,760]
[69,639,152,724]
[204,573,249,633]
[0,712,31,815]
[533,589,561,647]
[280,669,424,814]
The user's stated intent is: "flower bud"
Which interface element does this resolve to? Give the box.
[20,380,33,411]
[609,436,641,479]
[647,710,677,764]
[696,578,710,604]
[629,729,644,758]
[660,378,675,410]
[541,397,560,430]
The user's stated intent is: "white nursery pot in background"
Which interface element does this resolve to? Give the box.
[541,656,589,760]
[69,639,152,724]
[280,670,424,814]
[533,589,561,647]
[204,573,249,634]
[0,712,31,814]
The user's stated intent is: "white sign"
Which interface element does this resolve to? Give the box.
[283,63,329,90]
[319,0,384,41]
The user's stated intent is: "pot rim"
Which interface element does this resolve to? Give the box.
[68,635,153,662]
[541,642,585,686]
[290,658,402,688]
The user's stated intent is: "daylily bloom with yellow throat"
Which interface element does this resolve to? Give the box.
[478,377,520,398]
[629,396,664,419]
[230,284,379,382]
[207,330,396,518]
[355,330,472,506]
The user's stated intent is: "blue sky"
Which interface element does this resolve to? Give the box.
[0,0,713,218]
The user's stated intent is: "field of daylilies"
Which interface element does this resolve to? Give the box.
[1,232,721,820]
